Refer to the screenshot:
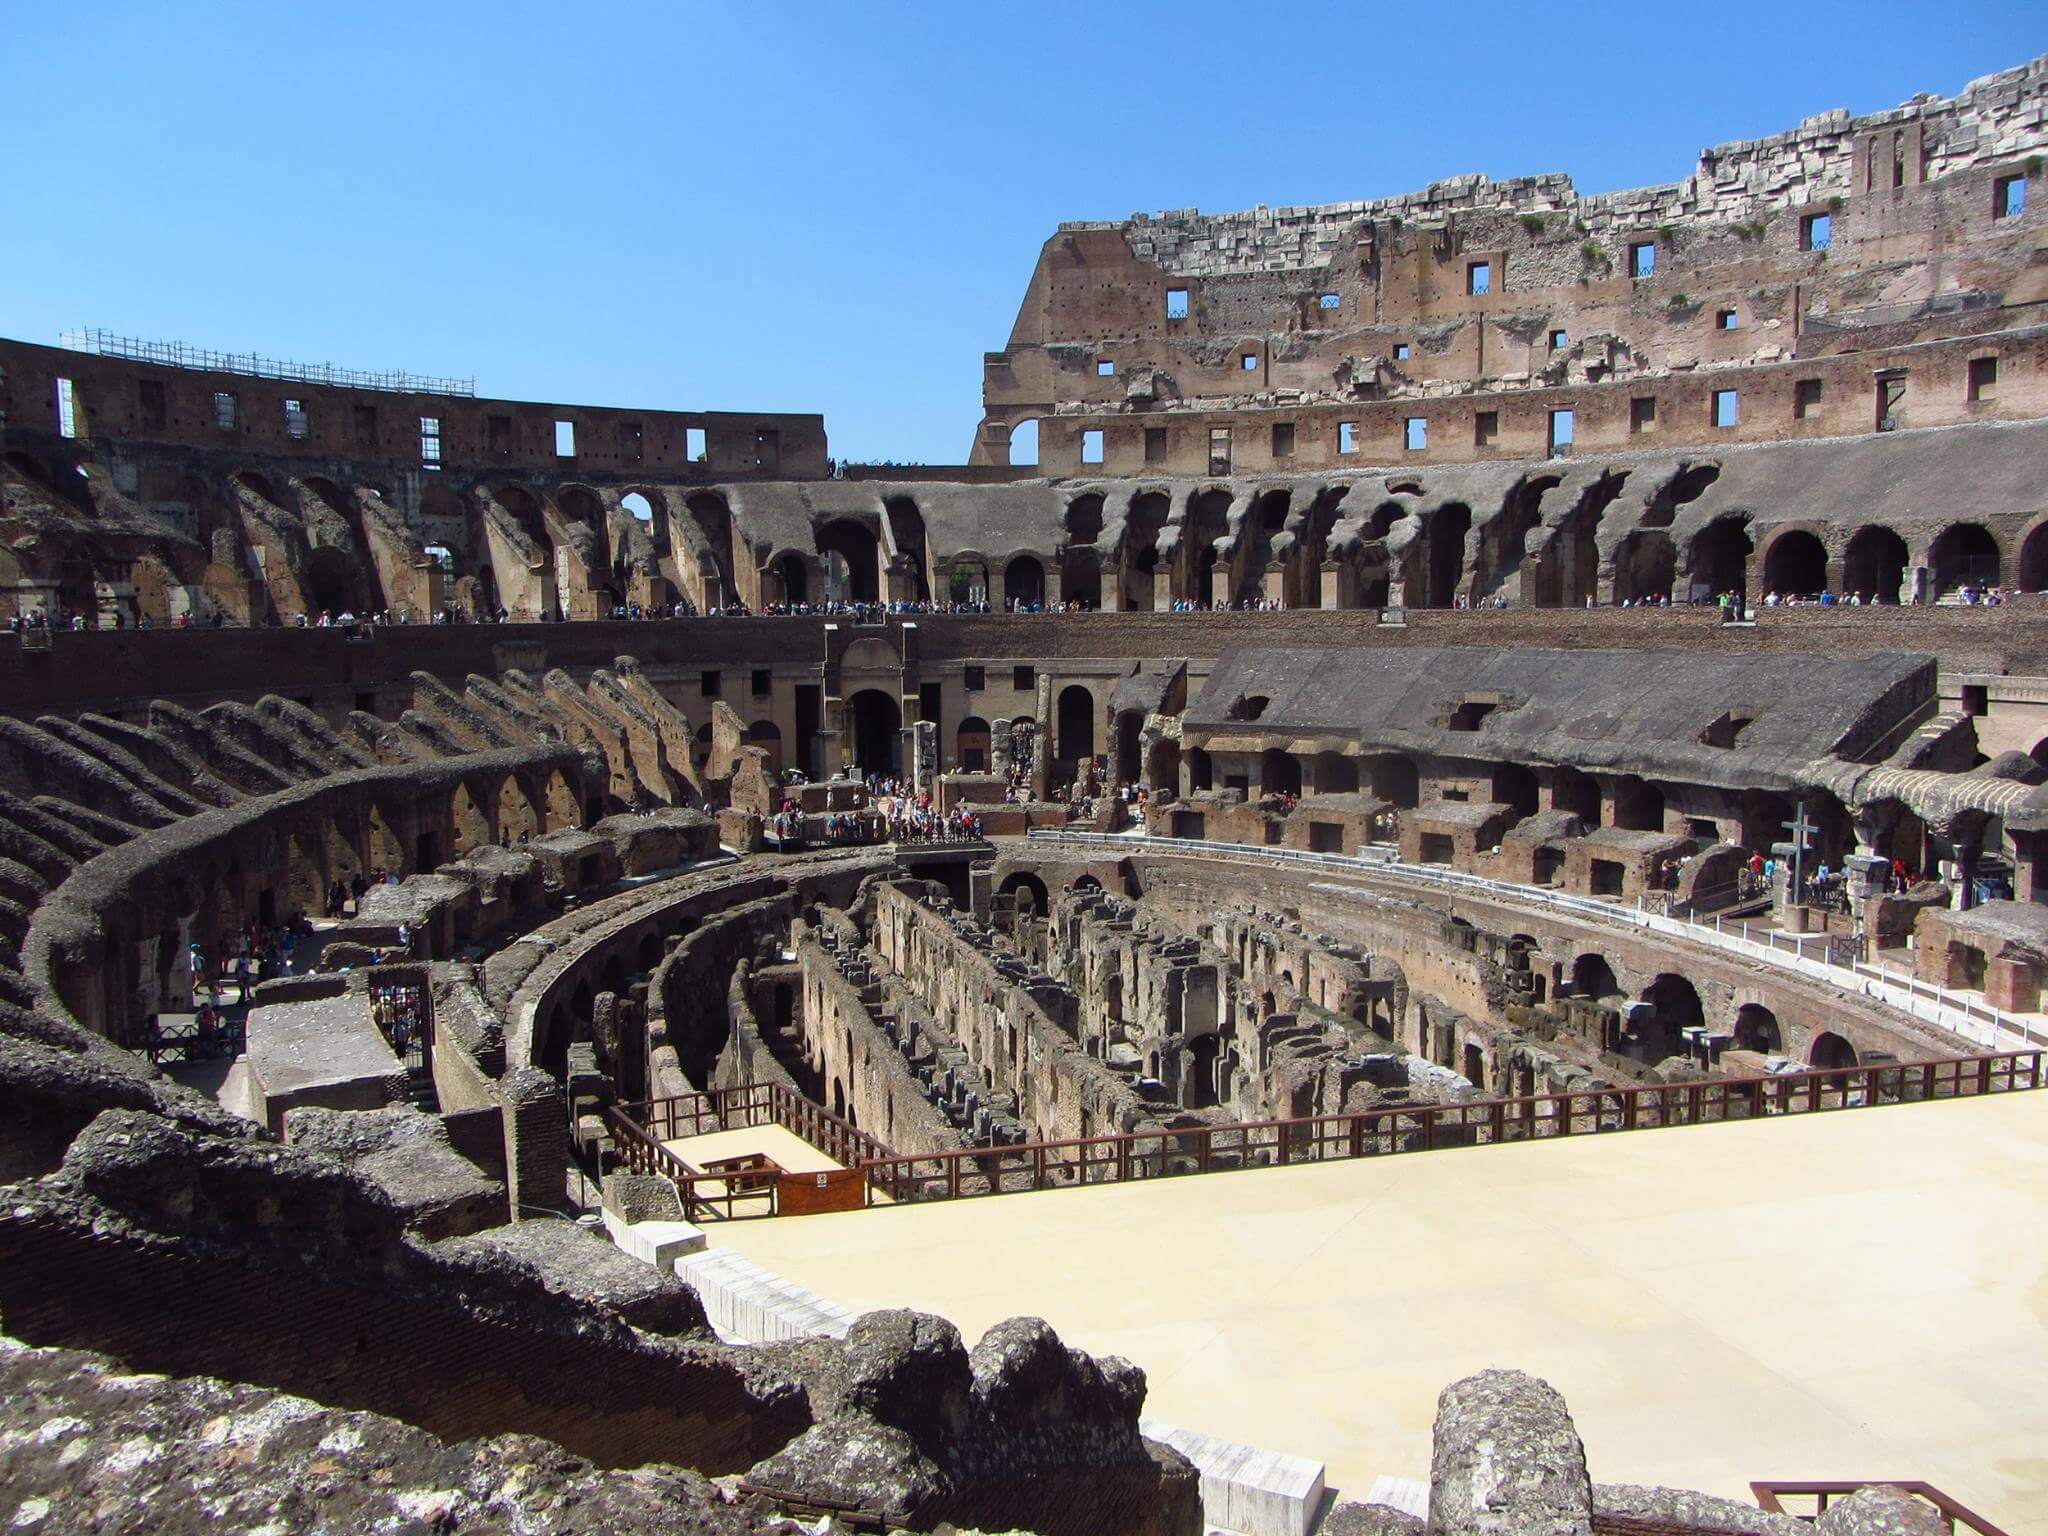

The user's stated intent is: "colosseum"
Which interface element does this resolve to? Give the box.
[4,47,2048,1536]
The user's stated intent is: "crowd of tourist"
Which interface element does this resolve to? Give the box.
[369,979,427,1062]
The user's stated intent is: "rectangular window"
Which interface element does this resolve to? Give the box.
[1994,174,2026,220]
[1403,417,1428,452]
[1013,665,1035,692]
[701,670,721,697]
[1962,684,1989,716]
[1081,429,1104,464]
[1165,288,1189,319]
[685,426,706,462]
[1097,359,1115,376]
[1716,309,1739,331]
[1968,355,1999,402]
[419,415,442,467]
[1801,213,1832,251]
[621,422,644,462]
[1547,409,1574,456]
[1713,389,1739,429]
[1795,378,1823,419]
[1241,352,1259,371]
[1144,426,1167,463]
[1876,373,1906,432]
[55,378,77,438]
[1393,342,1410,361]
[1630,241,1656,278]
[1549,329,1567,350]
[213,391,239,432]
[555,420,576,456]
[353,403,377,446]
[751,668,771,696]
[1208,427,1232,475]
[1474,410,1498,447]
[1271,422,1295,458]
[283,398,308,441]
[1630,395,1657,433]
[965,665,985,691]
[1318,292,1341,310]
[1466,261,1492,296]
[1338,421,1358,455]
[137,379,167,431]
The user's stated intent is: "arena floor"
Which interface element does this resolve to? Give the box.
[710,1091,2048,1535]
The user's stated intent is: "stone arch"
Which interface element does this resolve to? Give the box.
[1928,522,2001,594]
[1146,738,1181,797]
[1186,747,1213,792]
[497,776,541,844]
[1260,749,1303,797]
[1312,752,1359,794]
[1113,710,1143,784]
[1808,1030,1857,1070]
[1613,530,1676,603]
[1056,685,1096,762]
[849,689,901,776]
[884,497,930,602]
[544,770,581,831]
[1491,762,1540,819]
[998,870,1050,916]
[1732,1002,1781,1054]
[1611,775,1666,833]
[1365,754,1419,809]
[1843,525,1909,603]
[746,719,783,775]
[450,782,493,856]
[947,553,990,608]
[1003,554,1046,610]
[1687,514,1753,604]
[769,548,815,607]
[1570,953,1621,999]
[1006,418,1040,468]
[1761,528,1828,597]
[1633,973,1703,1063]
[1549,765,1601,827]
[1061,546,1101,609]
[817,519,881,605]
[493,483,548,546]
[956,715,991,773]
[2019,515,2048,592]
[1065,493,1105,546]
[302,545,360,615]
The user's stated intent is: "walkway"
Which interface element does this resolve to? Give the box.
[710,1088,2048,1535]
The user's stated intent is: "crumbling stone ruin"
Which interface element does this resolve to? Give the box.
[4,51,2048,1536]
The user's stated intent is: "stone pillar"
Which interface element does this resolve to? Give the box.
[501,1065,569,1218]
[1320,561,1343,610]
[910,719,938,797]
[1430,1370,1593,1536]
[990,718,1014,779]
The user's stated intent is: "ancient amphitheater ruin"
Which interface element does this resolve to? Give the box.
[5,51,2048,1536]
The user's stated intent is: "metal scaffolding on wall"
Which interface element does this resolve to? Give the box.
[57,328,475,397]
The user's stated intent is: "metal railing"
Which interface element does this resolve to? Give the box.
[1027,831,2048,1051]
[59,328,476,396]
[610,1051,2040,1219]
[1751,1480,2011,1534]
[141,1015,246,1067]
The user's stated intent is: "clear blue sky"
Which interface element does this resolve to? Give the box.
[1,3,2039,463]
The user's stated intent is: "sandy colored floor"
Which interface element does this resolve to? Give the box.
[669,1123,848,1176]
[710,1092,2048,1535]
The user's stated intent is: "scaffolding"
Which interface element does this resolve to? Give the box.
[57,328,475,397]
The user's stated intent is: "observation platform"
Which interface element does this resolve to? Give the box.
[706,1088,2048,1535]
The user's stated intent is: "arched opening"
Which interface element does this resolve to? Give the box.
[1611,775,1665,833]
[493,483,547,545]
[1491,762,1540,820]
[947,556,989,608]
[1003,555,1046,610]
[1312,752,1359,794]
[1123,491,1169,609]
[303,546,357,615]
[1114,710,1143,784]
[1056,685,1096,763]
[884,497,930,602]
[1613,530,1676,604]
[1365,754,1419,810]
[956,715,991,773]
[1687,515,1753,605]
[1065,494,1104,546]
[817,519,881,604]
[849,689,902,777]
[1570,953,1620,999]
[1929,523,2001,595]
[774,551,810,607]
[1632,973,1703,1063]
[1006,419,1040,468]
[545,771,581,832]
[1462,1041,1486,1090]
[746,719,783,775]
[496,777,540,844]
[2021,521,2048,592]
[1425,503,1472,608]
[1808,1031,1857,1070]
[1732,1003,1781,1055]
[998,871,1050,917]
[1260,749,1303,797]
[1762,530,1827,598]
[1186,747,1213,792]
[1061,547,1101,609]
[450,783,492,856]
[234,469,280,504]
[1548,765,1600,827]
[1843,525,1908,603]
[1146,738,1181,797]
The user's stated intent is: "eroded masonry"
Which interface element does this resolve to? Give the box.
[5,54,2048,1536]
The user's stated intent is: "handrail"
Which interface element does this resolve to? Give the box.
[1027,831,2048,1051]
[1751,1480,2011,1534]
[616,1051,2043,1219]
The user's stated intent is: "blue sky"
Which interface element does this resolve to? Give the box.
[1,3,2039,463]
